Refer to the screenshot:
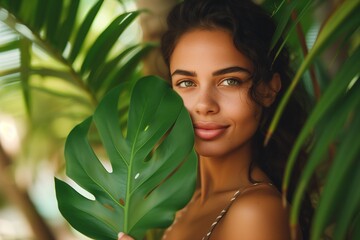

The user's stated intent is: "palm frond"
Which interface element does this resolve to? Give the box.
[0,0,152,112]
[267,0,360,144]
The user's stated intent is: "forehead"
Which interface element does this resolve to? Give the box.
[170,29,253,73]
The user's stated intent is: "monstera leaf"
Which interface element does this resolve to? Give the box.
[55,76,197,240]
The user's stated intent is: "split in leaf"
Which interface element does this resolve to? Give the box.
[55,76,198,239]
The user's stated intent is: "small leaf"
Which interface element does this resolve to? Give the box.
[30,85,92,107]
[19,37,31,116]
[0,39,19,52]
[68,0,104,63]
[87,44,140,91]
[55,76,197,239]
[102,43,155,94]
[80,11,141,75]
[45,0,63,43]
[56,0,80,52]
[33,0,48,31]
[270,0,297,50]
[31,67,74,83]
[18,0,37,26]
[271,0,313,62]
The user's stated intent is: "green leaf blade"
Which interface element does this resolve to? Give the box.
[87,44,139,91]
[270,0,297,50]
[45,0,63,44]
[68,0,104,63]
[56,76,197,239]
[33,0,48,31]
[55,178,122,240]
[332,164,360,240]
[19,38,31,116]
[129,150,197,238]
[56,0,80,52]
[310,97,360,239]
[65,117,121,204]
[102,43,154,94]
[282,47,360,195]
[268,0,360,145]
[80,11,140,76]
[290,80,360,232]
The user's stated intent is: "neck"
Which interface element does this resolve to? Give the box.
[197,145,253,203]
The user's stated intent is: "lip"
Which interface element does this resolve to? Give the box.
[193,122,229,140]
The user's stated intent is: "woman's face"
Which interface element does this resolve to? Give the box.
[170,29,263,158]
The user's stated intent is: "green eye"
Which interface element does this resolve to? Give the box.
[221,78,241,86]
[178,80,196,87]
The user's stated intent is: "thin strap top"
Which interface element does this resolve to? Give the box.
[202,182,274,240]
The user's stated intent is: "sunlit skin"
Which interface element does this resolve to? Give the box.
[119,29,290,240]
[171,30,260,163]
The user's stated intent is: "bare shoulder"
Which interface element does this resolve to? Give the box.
[219,183,291,240]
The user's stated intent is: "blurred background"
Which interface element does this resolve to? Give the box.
[0,0,359,239]
[0,0,176,238]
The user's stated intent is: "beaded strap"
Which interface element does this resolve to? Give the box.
[201,189,241,240]
[202,182,273,240]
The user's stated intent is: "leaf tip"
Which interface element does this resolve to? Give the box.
[282,189,288,208]
[264,130,273,146]
[290,223,299,240]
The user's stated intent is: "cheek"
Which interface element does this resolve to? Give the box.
[239,93,262,120]
[230,100,262,127]
[183,99,193,113]
[176,92,193,112]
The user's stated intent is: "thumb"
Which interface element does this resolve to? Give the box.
[117,232,135,240]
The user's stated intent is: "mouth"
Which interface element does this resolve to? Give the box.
[193,122,229,140]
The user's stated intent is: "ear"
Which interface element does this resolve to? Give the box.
[258,73,281,107]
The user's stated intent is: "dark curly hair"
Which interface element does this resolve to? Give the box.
[161,0,314,239]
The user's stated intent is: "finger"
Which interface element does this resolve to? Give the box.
[117,232,135,240]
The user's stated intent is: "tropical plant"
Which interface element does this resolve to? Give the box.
[55,76,197,240]
[0,0,154,239]
[263,0,360,239]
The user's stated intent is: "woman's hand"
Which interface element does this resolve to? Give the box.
[117,232,135,240]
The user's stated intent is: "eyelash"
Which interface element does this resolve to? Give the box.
[219,78,243,86]
[176,80,196,88]
[175,77,245,88]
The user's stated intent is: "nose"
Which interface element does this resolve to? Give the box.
[194,87,220,115]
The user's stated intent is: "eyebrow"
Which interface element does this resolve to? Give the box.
[213,66,251,76]
[171,66,251,77]
[171,69,196,77]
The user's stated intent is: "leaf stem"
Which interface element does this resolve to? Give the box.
[288,3,321,100]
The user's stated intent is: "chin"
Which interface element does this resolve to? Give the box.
[195,145,228,159]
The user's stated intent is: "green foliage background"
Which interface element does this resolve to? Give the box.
[0,0,359,239]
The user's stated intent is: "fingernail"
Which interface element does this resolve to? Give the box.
[118,232,125,239]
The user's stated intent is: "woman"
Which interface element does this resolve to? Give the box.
[119,0,313,239]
